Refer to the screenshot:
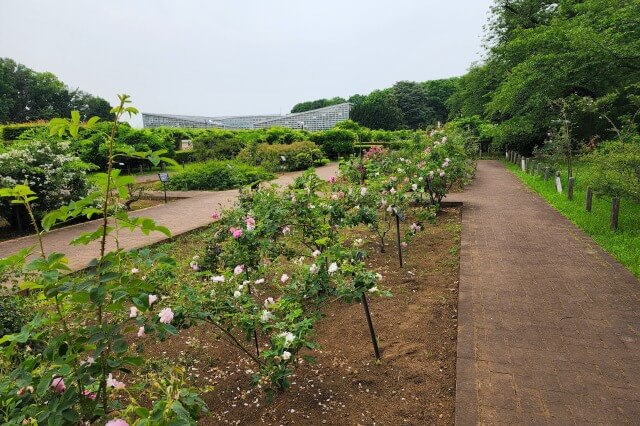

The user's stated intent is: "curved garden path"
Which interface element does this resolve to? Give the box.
[0,163,339,271]
[450,160,640,424]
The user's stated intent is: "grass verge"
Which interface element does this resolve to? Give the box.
[503,159,640,278]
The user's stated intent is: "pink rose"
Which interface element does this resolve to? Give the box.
[137,326,146,338]
[107,373,126,389]
[129,306,139,318]
[211,211,221,221]
[158,308,174,324]
[106,420,129,426]
[234,264,245,275]
[50,377,65,394]
[329,176,337,183]
[245,216,256,231]
[82,389,97,400]
[148,294,158,306]
[280,273,289,283]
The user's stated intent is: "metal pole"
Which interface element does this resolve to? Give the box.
[361,293,381,360]
[395,213,403,268]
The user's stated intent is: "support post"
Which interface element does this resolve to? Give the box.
[361,293,381,361]
[568,177,574,201]
[610,197,620,230]
[395,213,403,268]
[585,187,593,212]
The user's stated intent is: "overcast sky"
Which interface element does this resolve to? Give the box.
[0,1,493,126]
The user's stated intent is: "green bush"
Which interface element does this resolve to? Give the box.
[237,141,326,172]
[309,129,356,159]
[192,130,246,162]
[174,150,197,164]
[586,139,640,201]
[167,160,274,191]
[1,123,48,141]
[0,295,27,337]
[262,127,306,144]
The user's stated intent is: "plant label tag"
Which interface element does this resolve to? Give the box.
[158,172,170,183]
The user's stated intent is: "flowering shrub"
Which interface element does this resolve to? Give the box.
[0,98,206,424]
[0,139,93,229]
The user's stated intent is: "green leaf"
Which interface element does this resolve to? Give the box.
[89,285,107,306]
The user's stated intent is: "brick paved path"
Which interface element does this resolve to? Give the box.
[0,164,338,272]
[452,161,640,424]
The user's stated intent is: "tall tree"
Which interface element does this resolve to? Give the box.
[0,58,112,124]
[350,90,405,130]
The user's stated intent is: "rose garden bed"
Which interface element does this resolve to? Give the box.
[137,206,461,425]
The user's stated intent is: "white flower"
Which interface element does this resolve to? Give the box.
[280,273,289,283]
[260,310,273,322]
[312,249,321,258]
[129,306,139,318]
[234,290,242,298]
[375,273,383,281]
[234,264,245,275]
[328,263,338,274]
[360,187,367,196]
[211,275,225,282]
[255,278,265,284]
[282,351,292,361]
[264,297,275,308]
[386,205,393,213]
[390,187,396,194]
[309,263,319,274]
[368,286,379,293]
[130,268,139,274]
[353,238,364,247]
[137,326,146,338]
[148,294,158,306]
[418,176,423,181]
[411,184,418,191]
[279,332,295,347]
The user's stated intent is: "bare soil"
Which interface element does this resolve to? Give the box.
[142,207,461,425]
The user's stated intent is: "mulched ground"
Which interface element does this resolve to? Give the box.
[141,207,461,425]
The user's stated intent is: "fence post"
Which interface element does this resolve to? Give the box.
[521,157,527,172]
[555,172,563,193]
[530,160,536,174]
[568,177,574,200]
[585,187,593,212]
[544,167,550,181]
[610,197,620,230]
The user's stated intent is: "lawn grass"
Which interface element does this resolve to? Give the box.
[503,159,640,279]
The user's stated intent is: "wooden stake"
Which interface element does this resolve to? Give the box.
[610,197,620,230]
[585,187,593,212]
[568,177,574,201]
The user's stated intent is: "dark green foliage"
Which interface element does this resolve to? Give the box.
[237,141,326,172]
[0,295,26,337]
[1,123,48,141]
[174,150,197,164]
[291,97,347,113]
[0,58,112,124]
[392,81,436,129]
[450,0,640,152]
[167,161,274,191]
[350,90,405,130]
[309,129,356,158]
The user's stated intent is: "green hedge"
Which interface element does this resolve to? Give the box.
[1,123,48,141]
[237,141,326,172]
[167,161,274,191]
[309,129,356,158]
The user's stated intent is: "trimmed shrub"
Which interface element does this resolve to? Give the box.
[262,127,306,144]
[237,141,327,172]
[167,160,274,191]
[309,129,356,159]
[174,150,197,164]
[192,130,246,162]
[1,123,49,141]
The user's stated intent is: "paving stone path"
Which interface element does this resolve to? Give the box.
[452,160,640,425]
[0,163,338,271]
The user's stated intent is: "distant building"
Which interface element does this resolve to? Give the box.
[142,103,351,131]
